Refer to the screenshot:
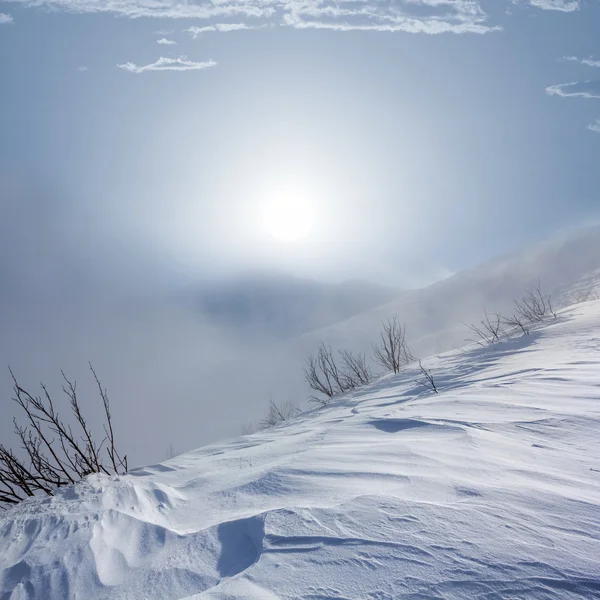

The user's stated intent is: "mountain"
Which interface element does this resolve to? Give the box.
[1,299,599,598]
[292,223,600,357]
[188,224,600,455]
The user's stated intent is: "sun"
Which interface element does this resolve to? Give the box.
[263,191,315,242]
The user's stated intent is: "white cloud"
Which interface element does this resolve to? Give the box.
[528,0,579,11]
[5,0,501,35]
[282,0,501,34]
[560,56,600,68]
[546,81,600,99]
[117,56,217,73]
[78,66,89,71]
[282,14,497,35]
[589,119,600,133]
[0,12,13,24]
[187,23,252,37]
[157,37,177,44]
[7,0,274,20]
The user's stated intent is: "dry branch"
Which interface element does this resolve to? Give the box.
[372,317,414,374]
[416,360,438,394]
[0,366,127,509]
[305,343,376,406]
[259,397,299,429]
[514,281,555,323]
[465,310,504,346]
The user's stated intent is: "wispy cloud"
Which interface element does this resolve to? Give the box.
[157,37,177,44]
[589,119,600,133]
[5,0,502,35]
[117,56,217,73]
[528,0,579,11]
[78,66,89,71]
[187,23,252,37]
[282,15,497,34]
[560,56,600,68]
[7,0,274,20]
[282,0,500,34]
[6,0,585,35]
[0,12,13,24]
[546,81,600,99]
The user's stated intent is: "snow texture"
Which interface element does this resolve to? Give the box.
[1,301,600,599]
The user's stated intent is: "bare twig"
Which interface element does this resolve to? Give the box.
[514,281,554,323]
[304,343,341,405]
[241,422,258,436]
[1,366,128,509]
[502,312,530,336]
[259,396,299,429]
[416,360,438,394]
[305,343,377,406]
[372,317,414,374]
[90,364,127,474]
[465,309,505,346]
[339,350,374,388]
[164,443,177,460]
[575,286,599,303]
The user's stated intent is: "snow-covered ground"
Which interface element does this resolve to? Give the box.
[2,301,600,599]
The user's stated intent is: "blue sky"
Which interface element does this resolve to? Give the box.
[1,0,600,288]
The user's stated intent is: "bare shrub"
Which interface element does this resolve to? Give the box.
[165,443,177,460]
[502,312,530,336]
[259,397,299,429]
[305,344,375,406]
[241,397,299,433]
[465,310,505,346]
[416,360,438,394]
[372,317,414,374]
[0,366,127,509]
[305,343,347,405]
[339,350,374,388]
[514,281,556,323]
[548,295,557,319]
[241,422,258,436]
[575,286,599,304]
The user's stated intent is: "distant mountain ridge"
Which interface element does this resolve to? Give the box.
[291,223,600,357]
[180,271,402,341]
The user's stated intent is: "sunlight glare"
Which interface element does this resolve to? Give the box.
[263,191,316,242]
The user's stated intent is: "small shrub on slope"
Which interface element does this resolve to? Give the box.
[0,365,127,509]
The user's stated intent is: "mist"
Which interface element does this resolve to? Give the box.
[0,176,400,465]
[2,169,600,467]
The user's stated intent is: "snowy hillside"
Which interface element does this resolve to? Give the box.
[2,300,600,599]
[193,225,600,461]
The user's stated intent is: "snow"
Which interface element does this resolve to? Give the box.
[2,301,600,599]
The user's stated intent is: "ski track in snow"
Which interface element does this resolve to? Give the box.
[1,302,600,599]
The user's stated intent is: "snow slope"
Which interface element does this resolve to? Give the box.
[1,301,600,599]
[193,225,600,461]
